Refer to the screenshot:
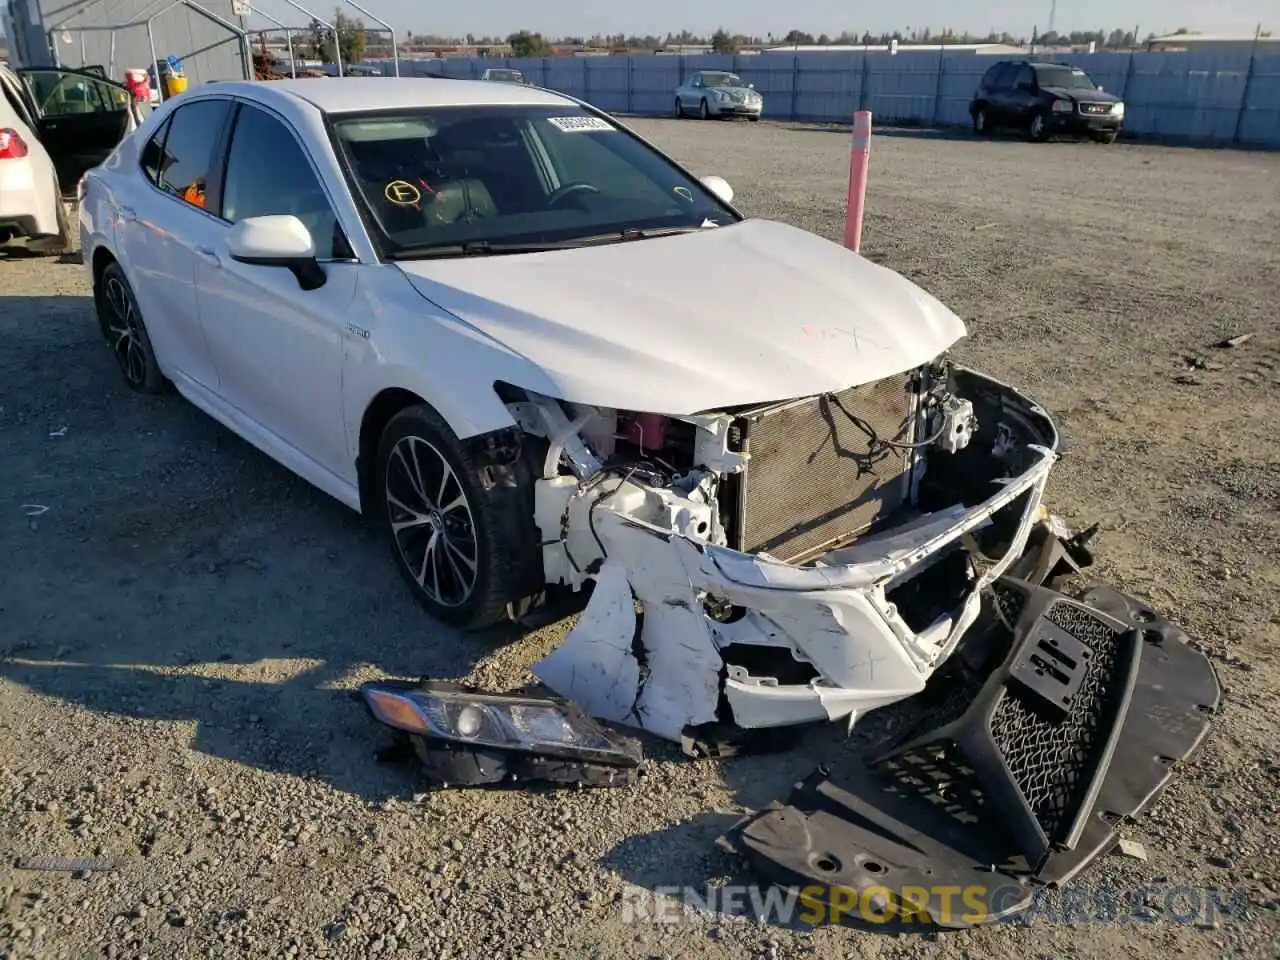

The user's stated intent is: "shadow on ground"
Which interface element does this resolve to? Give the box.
[0,293,499,800]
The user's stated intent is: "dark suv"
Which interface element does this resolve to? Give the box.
[969,60,1124,143]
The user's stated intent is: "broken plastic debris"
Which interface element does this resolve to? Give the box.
[1115,839,1148,861]
[1213,333,1253,349]
[48,426,68,438]
[22,504,49,517]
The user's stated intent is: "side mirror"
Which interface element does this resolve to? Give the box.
[227,215,326,291]
[1097,84,1105,91]
[748,83,755,89]
[699,175,734,205]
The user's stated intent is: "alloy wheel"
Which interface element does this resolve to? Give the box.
[1030,114,1046,140]
[384,435,479,608]
[102,276,147,387]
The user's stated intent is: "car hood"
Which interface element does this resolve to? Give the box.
[395,218,966,415]
[1043,85,1121,103]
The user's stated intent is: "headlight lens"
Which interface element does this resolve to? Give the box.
[715,90,731,102]
[1111,101,1125,117]
[1051,100,1074,113]
[361,680,642,764]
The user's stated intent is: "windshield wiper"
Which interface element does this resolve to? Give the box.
[387,239,583,260]
[387,224,718,261]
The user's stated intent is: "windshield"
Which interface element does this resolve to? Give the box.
[1032,65,1098,91]
[701,72,744,88]
[332,105,737,256]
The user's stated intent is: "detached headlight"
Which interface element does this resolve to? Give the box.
[1051,100,1074,113]
[1111,101,1125,117]
[361,680,642,787]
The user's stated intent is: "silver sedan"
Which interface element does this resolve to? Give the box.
[674,70,763,121]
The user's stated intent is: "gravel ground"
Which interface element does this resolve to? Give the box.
[2,119,1279,960]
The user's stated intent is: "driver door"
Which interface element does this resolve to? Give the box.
[15,67,139,192]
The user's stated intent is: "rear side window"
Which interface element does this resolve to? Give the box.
[154,98,232,211]
[139,115,172,185]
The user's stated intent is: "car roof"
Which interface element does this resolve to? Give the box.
[203,77,576,114]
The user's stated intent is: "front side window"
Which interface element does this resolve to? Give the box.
[219,103,345,259]
[155,98,232,210]
[332,105,737,256]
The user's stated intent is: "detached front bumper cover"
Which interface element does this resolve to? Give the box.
[361,680,643,788]
[719,579,1221,928]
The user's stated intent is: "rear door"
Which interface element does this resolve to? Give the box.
[15,67,136,192]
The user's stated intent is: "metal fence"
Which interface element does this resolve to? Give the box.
[356,49,1280,148]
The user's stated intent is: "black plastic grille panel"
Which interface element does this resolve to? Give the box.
[988,599,1126,843]
[734,372,919,561]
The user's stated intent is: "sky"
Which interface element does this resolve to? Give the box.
[247,0,1270,38]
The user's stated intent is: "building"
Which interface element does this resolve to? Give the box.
[1145,32,1277,53]
[2,0,251,84]
[762,42,1025,55]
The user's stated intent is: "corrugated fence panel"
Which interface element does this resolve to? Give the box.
[937,52,990,126]
[1124,51,1249,140]
[341,49,1275,147]
[1241,53,1280,146]
[628,55,682,115]
[864,51,941,122]
[584,57,629,113]
[794,52,863,121]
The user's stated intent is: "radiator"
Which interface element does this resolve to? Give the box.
[725,370,922,562]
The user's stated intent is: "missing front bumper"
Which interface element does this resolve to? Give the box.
[718,580,1220,928]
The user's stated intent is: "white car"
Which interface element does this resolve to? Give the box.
[480,67,526,84]
[79,77,1064,743]
[0,64,139,250]
[674,70,763,121]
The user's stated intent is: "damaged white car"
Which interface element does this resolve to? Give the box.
[80,77,1069,745]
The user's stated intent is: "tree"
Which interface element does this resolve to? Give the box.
[783,29,815,45]
[710,28,738,54]
[507,30,553,57]
[817,33,831,45]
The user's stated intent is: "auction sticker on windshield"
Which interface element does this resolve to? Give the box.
[547,116,615,133]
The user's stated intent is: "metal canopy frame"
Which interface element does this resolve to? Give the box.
[44,0,253,92]
[243,3,307,79]
[276,0,343,77]
[43,0,399,81]
[338,0,398,76]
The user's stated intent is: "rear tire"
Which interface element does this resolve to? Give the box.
[96,262,165,394]
[374,404,540,630]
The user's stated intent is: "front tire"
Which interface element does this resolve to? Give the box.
[1028,110,1051,142]
[96,262,165,393]
[674,98,683,118]
[973,105,991,136]
[699,99,710,120]
[1091,130,1119,144]
[375,404,538,629]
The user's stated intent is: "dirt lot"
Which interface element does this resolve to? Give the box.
[1,119,1278,960]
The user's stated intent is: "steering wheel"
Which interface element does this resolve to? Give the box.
[546,182,601,208]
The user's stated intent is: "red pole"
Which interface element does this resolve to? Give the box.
[844,110,873,253]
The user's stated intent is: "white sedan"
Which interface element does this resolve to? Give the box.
[0,63,140,250]
[79,77,1065,742]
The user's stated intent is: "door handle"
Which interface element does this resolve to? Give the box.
[118,205,137,222]
[193,244,221,267]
